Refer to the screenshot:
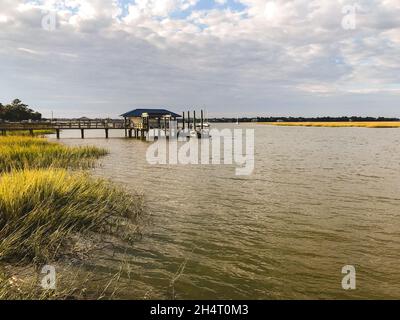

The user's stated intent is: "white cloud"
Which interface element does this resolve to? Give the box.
[124,0,198,21]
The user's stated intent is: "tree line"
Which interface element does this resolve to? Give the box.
[0,99,42,121]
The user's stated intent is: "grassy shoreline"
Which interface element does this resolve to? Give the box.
[0,135,145,299]
[0,136,107,172]
[259,121,400,128]
[3,130,56,136]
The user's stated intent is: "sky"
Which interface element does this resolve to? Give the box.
[0,0,399,118]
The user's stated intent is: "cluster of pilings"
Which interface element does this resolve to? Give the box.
[124,128,147,140]
[182,109,206,130]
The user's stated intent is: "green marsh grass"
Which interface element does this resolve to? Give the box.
[0,136,107,172]
[5,130,56,136]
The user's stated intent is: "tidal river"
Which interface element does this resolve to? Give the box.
[51,124,400,299]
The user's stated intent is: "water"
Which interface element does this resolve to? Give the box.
[49,124,400,299]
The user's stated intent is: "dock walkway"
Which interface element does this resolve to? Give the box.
[0,119,136,139]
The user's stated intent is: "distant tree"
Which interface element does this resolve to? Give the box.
[0,99,42,121]
[0,103,4,120]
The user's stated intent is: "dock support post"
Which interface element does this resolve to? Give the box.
[105,128,109,139]
[129,129,132,138]
[182,112,185,130]
[124,117,128,138]
[56,129,60,139]
[201,110,204,130]
[81,129,85,139]
[193,111,196,131]
[187,111,190,130]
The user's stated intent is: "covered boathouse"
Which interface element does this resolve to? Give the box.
[121,108,182,139]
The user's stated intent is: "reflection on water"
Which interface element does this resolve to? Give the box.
[49,124,400,299]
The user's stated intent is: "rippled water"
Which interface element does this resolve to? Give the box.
[50,124,400,299]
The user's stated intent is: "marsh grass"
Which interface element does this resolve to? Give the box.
[0,136,146,299]
[0,136,107,172]
[5,130,56,137]
[260,121,400,128]
[0,168,144,262]
[0,262,131,300]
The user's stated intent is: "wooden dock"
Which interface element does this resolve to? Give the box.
[0,116,208,140]
[0,110,209,140]
[0,119,143,139]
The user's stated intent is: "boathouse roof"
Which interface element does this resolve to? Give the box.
[121,109,181,118]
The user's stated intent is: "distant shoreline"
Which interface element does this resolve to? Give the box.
[258,122,400,128]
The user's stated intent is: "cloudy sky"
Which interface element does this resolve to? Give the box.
[0,0,399,118]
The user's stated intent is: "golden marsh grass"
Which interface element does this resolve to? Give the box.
[259,122,400,128]
[0,136,145,299]
[0,168,144,263]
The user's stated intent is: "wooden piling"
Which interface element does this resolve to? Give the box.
[81,129,85,139]
[193,111,196,130]
[105,128,109,139]
[182,112,186,130]
[56,129,60,139]
[129,129,133,138]
[201,109,204,130]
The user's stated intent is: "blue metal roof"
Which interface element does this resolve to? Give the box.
[121,108,181,118]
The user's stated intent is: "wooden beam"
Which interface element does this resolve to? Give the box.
[124,117,128,137]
